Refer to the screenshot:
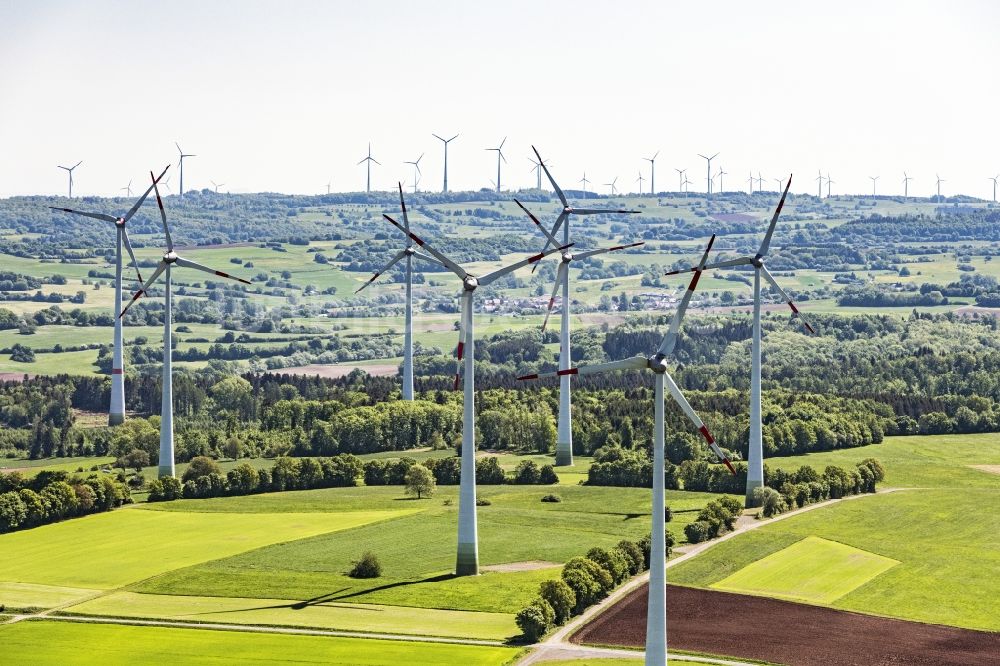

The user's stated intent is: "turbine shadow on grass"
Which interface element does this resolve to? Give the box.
[186,574,457,617]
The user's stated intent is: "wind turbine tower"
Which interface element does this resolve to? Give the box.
[869,175,879,198]
[358,143,381,194]
[51,165,169,425]
[747,171,754,195]
[815,170,824,199]
[674,168,686,193]
[520,146,640,466]
[826,173,834,198]
[990,175,999,203]
[698,152,719,197]
[121,180,133,198]
[381,211,569,575]
[604,177,619,196]
[644,151,659,195]
[432,133,459,192]
[175,143,195,197]
[903,172,913,198]
[635,171,646,195]
[936,174,945,199]
[666,176,814,507]
[486,138,507,193]
[356,184,442,400]
[715,167,727,194]
[119,172,251,476]
[58,161,82,198]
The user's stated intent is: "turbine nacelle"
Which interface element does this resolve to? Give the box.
[560,252,573,263]
[463,276,480,291]
[404,246,417,256]
[163,251,179,264]
[751,254,765,267]
[647,355,669,374]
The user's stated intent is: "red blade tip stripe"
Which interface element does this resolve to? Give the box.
[517,373,539,381]
[723,459,737,475]
[111,369,123,375]
[456,341,464,361]
[557,368,578,376]
[699,425,715,444]
[689,270,703,290]
[788,301,799,313]
[453,375,461,391]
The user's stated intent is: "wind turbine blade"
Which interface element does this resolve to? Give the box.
[665,256,751,276]
[151,172,173,251]
[760,265,815,334]
[662,370,736,475]
[49,207,116,223]
[123,164,169,223]
[121,228,143,284]
[573,241,645,261]
[479,243,573,286]
[119,261,167,318]
[382,214,466,279]
[569,207,640,215]
[758,174,793,257]
[173,256,251,285]
[514,199,561,248]
[453,292,471,390]
[354,249,408,293]
[658,235,716,357]
[397,183,410,232]
[532,146,567,207]
[411,250,442,266]
[517,355,648,381]
[541,262,568,332]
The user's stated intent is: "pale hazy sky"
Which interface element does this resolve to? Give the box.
[2,0,998,199]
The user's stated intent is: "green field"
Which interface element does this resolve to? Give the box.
[0,506,412,591]
[672,434,1000,631]
[710,536,899,604]
[0,621,521,666]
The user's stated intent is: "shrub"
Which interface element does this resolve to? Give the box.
[348,551,382,578]
[513,460,541,485]
[684,520,712,544]
[859,457,886,482]
[587,546,630,585]
[147,476,182,502]
[540,493,561,503]
[475,497,492,506]
[538,579,576,625]
[181,456,221,483]
[475,457,506,485]
[616,539,644,575]
[515,597,554,642]
[752,486,787,517]
[538,464,559,484]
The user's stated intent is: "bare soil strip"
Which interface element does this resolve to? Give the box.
[573,584,1000,666]
[971,464,1000,476]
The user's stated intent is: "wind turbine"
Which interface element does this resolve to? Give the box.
[815,170,824,199]
[869,175,879,198]
[158,175,172,193]
[404,154,423,194]
[747,171,754,195]
[326,180,332,195]
[521,146,641,465]
[50,165,169,426]
[666,176,814,507]
[756,172,765,192]
[356,184,442,400]
[644,151,659,195]
[990,175,999,203]
[175,143,195,197]
[520,235,735,666]
[825,173,833,198]
[210,180,225,194]
[358,143,380,194]
[486,137,507,193]
[121,180,133,198]
[604,177,619,196]
[579,172,590,195]
[698,152,719,197]
[635,171,646,195]
[715,167,727,194]
[773,177,784,195]
[380,212,570,576]
[119,172,251,477]
[57,161,82,198]
[432,133,459,192]
[682,175,693,198]
[529,157,543,190]
[936,174,945,199]
[902,172,913,198]
[674,168,686,193]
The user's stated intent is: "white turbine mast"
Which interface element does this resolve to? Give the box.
[698,152,719,197]
[357,143,380,194]
[175,142,195,197]
[432,132,459,192]
[485,137,507,193]
[643,150,659,195]
[57,161,83,198]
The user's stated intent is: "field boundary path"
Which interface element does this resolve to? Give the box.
[517,488,904,665]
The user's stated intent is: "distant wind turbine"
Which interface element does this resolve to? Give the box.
[698,152,719,197]
[747,171,754,195]
[756,172,765,192]
[604,177,619,196]
[674,168,686,193]
[990,175,999,203]
[404,154,424,194]
[715,167,727,194]
[358,143,380,194]
[326,180,332,195]
[635,171,646,195]
[815,170,824,199]
[528,157,544,190]
[210,180,225,194]
[644,151,660,195]
[682,175,693,198]
[486,138,507,193]
[869,175,879,198]
[825,173,834,198]
[121,180,133,198]
[432,133,459,192]
[902,172,913,198]
[175,143,195,197]
[774,177,784,194]
[119,171,251,477]
[578,172,590,195]
[57,161,82,198]
[936,174,945,199]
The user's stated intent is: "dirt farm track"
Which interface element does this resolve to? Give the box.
[572,585,1000,666]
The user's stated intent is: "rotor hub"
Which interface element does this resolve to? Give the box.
[114,218,125,227]
[751,255,764,268]
[463,276,479,291]
[562,253,573,263]
[404,246,416,256]
[648,355,668,374]
[164,251,178,264]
